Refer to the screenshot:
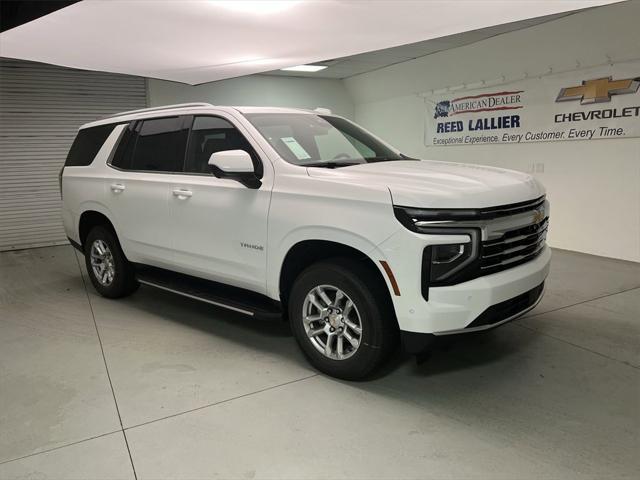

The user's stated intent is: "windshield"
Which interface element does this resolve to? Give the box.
[243,113,406,167]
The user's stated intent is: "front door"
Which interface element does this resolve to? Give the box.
[169,114,273,294]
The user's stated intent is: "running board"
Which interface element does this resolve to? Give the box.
[135,265,282,320]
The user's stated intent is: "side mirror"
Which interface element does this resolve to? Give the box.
[208,150,261,189]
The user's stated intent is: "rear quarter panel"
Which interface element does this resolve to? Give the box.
[62,125,127,244]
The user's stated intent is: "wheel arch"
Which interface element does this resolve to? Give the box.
[277,239,397,321]
[78,209,118,249]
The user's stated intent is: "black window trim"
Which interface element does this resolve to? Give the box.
[178,113,265,179]
[106,114,266,178]
[106,115,190,175]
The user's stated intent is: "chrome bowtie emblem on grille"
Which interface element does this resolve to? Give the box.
[532,209,545,223]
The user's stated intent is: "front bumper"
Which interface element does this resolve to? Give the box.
[375,224,551,335]
[436,280,544,334]
[400,279,545,354]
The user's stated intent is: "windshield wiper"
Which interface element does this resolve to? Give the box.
[363,156,404,163]
[303,161,362,169]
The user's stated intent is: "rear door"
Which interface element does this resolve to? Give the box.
[105,116,189,267]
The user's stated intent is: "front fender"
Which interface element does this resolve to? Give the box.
[266,225,400,301]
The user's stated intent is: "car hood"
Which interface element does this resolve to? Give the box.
[306,160,544,208]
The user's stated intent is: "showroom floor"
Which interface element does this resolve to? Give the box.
[0,245,638,479]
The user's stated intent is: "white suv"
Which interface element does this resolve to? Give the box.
[61,103,550,379]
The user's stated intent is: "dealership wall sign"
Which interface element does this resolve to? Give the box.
[424,63,640,146]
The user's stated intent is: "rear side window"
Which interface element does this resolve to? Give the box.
[65,124,118,167]
[132,117,187,172]
[110,117,188,172]
[110,122,137,169]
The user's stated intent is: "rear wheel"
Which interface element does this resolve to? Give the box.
[289,259,398,380]
[84,226,138,298]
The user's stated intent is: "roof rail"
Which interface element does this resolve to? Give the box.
[100,102,213,119]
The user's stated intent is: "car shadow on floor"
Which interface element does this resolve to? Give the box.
[374,325,538,380]
[105,279,537,383]
[97,282,306,362]
[76,245,536,381]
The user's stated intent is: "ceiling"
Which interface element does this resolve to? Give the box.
[0,0,620,85]
[264,12,577,79]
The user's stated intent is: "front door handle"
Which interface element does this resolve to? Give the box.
[110,183,125,193]
[172,189,193,199]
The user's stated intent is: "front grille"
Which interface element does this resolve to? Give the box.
[420,197,549,293]
[480,217,548,274]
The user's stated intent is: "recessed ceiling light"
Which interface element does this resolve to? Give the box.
[212,1,299,15]
[280,64,328,72]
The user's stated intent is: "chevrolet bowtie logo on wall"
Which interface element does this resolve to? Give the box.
[556,76,640,104]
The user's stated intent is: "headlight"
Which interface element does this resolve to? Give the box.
[425,241,476,284]
[393,206,481,293]
[432,244,466,264]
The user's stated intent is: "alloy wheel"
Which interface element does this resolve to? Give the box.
[302,284,363,360]
[90,239,115,286]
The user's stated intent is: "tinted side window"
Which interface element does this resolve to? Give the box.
[129,117,187,172]
[185,116,261,176]
[65,124,118,166]
[110,122,137,169]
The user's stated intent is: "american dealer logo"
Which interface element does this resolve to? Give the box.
[434,90,523,118]
[555,76,640,104]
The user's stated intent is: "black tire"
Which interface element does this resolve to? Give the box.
[84,225,139,298]
[288,258,398,380]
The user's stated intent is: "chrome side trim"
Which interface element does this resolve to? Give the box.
[432,285,545,336]
[138,279,254,316]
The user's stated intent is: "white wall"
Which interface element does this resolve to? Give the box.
[344,1,640,262]
[148,74,354,118]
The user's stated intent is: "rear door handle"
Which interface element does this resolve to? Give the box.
[110,183,125,193]
[172,189,193,198]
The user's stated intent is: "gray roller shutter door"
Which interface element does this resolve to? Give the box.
[0,59,147,251]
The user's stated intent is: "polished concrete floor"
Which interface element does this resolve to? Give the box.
[0,245,638,479]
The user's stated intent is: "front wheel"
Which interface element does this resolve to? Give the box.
[289,259,398,380]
